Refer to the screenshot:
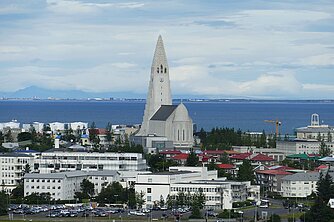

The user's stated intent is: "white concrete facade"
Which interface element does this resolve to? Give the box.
[22,122,45,133]
[277,141,334,155]
[281,172,319,198]
[0,153,34,193]
[36,151,147,173]
[24,170,120,200]
[0,120,20,131]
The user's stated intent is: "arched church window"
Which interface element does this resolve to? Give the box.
[178,130,180,141]
[164,68,167,73]
[183,130,185,141]
[157,67,159,73]
[161,65,163,72]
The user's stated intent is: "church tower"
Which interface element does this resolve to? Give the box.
[138,35,172,135]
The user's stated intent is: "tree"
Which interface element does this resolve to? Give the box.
[136,191,146,209]
[75,179,94,200]
[317,171,334,203]
[17,132,32,142]
[220,152,230,164]
[303,171,334,221]
[4,129,13,142]
[269,214,281,222]
[0,191,8,215]
[24,192,51,204]
[237,159,255,184]
[186,151,199,166]
[11,183,24,199]
[319,140,331,157]
[159,195,165,208]
[23,163,31,174]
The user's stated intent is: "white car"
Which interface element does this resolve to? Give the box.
[135,212,146,216]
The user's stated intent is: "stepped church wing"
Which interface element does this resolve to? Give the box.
[136,35,193,149]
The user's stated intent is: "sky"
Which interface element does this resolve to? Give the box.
[0,0,334,99]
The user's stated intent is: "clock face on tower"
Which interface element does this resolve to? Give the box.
[160,78,164,82]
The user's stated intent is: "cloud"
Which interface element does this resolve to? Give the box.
[170,65,304,98]
[46,0,145,14]
[298,54,334,66]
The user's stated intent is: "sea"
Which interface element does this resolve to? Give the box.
[0,100,334,134]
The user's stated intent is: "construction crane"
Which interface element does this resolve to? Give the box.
[264,119,282,137]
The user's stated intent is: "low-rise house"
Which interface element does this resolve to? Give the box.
[250,153,275,166]
[216,164,237,176]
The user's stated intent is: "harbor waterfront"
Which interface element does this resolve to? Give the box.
[0,100,334,134]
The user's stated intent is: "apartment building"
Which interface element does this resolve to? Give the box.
[36,150,147,173]
[0,153,34,193]
[281,172,319,198]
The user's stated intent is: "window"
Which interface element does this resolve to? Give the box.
[148,178,152,183]
[147,188,152,193]
[147,196,152,202]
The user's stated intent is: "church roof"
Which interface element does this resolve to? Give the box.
[150,105,177,121]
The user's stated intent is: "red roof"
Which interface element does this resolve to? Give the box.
[256,170,293,175]
[269,166,296,171]
[172,153,189,160]
[251,153,274,162]
[204,150,239,155]
[160,150,182,155]
[230,153,252,160]
[217,164,235,169]
[201,157,210,162]
[315,165,329,171]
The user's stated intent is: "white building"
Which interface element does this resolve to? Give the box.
[135,166,259,210]
[281,172,319,197]
[277,140,334,155]
[22,122,44,134]
[87,170,120,195]
[136,36,193,149]
[0,153,35,193]
[24,171,87,200]
[70,122,88,131]
[36,150,147,173]
[49,122,66,133]
[24,170,121,200]
[135,167,216,209]
[0,120,20,131]
[296,114,334,142]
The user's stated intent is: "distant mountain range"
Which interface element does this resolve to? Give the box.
[1,86,334,102]
[0,86,146,100]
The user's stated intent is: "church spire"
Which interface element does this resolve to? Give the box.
[137,35,172,136]
[152,35,168,73]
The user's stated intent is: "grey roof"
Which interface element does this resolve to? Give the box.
[0,153,32,157]
[24,171,88,179]
[24,170,120,179]
[282,172,319,181]
[149,171,193,175]
[296,126,334,133]
[87,170,119,176]
[150,105,177,121]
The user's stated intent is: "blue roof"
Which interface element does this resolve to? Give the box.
[15,150,38,153]
[81,134,89,138]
